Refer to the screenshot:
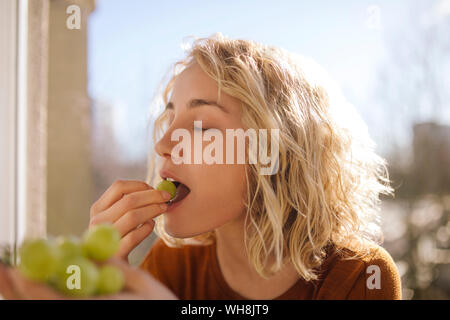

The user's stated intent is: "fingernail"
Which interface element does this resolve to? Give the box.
[161,191,171,200]
[160,203,168,211]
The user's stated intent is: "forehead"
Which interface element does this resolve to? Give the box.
[171,63,242,114]
[172,63,219,99]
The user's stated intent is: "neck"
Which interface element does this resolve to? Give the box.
[213,214,301,299]
[214,213,292,281]
[214,213,251,273]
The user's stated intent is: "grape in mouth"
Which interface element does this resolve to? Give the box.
[157,179,190,205]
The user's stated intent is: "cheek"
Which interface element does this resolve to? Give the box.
[186,163,247,230]
[195,163,247,211]
[163,164,247,238]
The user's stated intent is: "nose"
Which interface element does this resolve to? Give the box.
[155,131,173,160]
[154,122,184,161]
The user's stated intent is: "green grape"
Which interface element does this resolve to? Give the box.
[54,256,99,297]
[156,179,177,200]
[18,239,58,282]
[97,265,124,295]
[82,224,120,262]
[55,236,83,261]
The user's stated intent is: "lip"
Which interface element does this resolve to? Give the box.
[166,196,184,213]
[159,168,191,209]
[159,169,187,187]
[166,193,190,212]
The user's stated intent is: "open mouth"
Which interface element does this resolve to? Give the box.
[165,178,191,205]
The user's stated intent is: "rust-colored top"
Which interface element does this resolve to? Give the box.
[139,237,402,300]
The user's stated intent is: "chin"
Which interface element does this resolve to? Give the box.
[164,220,205,239]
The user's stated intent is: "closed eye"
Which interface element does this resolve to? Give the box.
[194,125,209,132]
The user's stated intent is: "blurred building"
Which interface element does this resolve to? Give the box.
[412,122,450,195]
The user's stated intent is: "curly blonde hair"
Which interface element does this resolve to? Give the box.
[146,33,394,281]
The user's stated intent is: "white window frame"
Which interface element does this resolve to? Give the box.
[0,0,29,260]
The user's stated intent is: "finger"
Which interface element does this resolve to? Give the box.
[114,204,167,237]
[0,263,22,300]
[92,189,171,225]
[115,221,155,261]
[9,269,66,300]
[91,180,151,216]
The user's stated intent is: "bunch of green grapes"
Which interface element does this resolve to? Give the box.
[17,224,124,297]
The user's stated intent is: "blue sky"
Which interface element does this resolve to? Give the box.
[87,0,421,161]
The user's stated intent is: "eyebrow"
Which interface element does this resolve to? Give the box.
[165,99,228,113]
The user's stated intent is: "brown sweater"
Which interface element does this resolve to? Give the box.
[139,237,402,300]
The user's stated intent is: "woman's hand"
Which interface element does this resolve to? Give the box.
[0,261,62,300]
[89,180,171,261]
[0,259,178,300]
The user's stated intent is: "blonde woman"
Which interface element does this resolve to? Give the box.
[0,34,401,300]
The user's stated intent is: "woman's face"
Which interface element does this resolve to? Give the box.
[155,63,248,238]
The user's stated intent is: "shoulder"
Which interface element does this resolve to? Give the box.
[315,243,402,300]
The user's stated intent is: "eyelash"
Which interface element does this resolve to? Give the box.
[193,125,209,132]
[164,113,212,132]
